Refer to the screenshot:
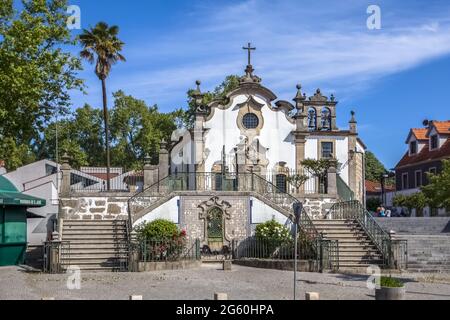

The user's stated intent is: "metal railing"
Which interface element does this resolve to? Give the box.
[337,175,355,202]
[127,172,339,272]
[70,168,143,193]
[327,200,407,270]
[133,239,201,262]
[127,172,299,225]
[232,236,339,272]
[43,241,70,274]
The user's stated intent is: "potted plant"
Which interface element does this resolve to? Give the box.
[375,276,406,300]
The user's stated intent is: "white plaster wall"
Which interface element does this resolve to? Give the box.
[250,197,292,227]
[305,136,349,185]
[259,105,295,170]
[171,131,193,172]
[134,196,180,226]
[203,95,247,172]
[203,94,296,172]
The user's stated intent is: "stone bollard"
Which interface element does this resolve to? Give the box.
[214,293,228,300]
[129,295,143,300]
[305,292,320,301]
[223,260,232,271]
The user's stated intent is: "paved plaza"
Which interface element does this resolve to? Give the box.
[1,264,450,300]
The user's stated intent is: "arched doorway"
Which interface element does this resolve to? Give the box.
[207,207,224,251]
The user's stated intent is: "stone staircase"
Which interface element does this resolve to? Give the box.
[399,235,450,273]
[313,219,384,269]
[61,220,129,271]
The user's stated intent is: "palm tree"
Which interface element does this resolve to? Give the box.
[79,22,126,190]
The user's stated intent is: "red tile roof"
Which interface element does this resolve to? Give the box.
[396,139,450,168]
[366,180,395,194]
[431,121,450,135]
[411,128,428,140]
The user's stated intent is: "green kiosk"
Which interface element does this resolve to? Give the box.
[0,175,46,266]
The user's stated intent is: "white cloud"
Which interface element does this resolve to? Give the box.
[79,0,450,109]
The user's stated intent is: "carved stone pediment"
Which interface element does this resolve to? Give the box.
[236,96,265,111]
[198,196,232,220]
[309,89,328,103]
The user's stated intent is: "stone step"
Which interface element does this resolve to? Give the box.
[62,230,127,235]
[327,238,373,244]
[63,220,127,224]
[63,238,127,247]
[68,249,128,255]
[61,257,127,265]
[63,225,128,230]
[338,257,384,264]
[64,253,128,260]
[338,251,382,257]
[68,243,128,250]
[321,233,368,238]
[62,265,124,272]
[62,234,128,240]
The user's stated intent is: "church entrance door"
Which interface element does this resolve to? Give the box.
[207,207,224,251]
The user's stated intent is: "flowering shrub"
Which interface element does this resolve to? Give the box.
[255,219,292,243]
[134,219,187,261]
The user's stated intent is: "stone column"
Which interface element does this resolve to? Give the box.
[158,140,170,180]
[327,166,337,198]
[292,85,309,196]
[143,154,158,189]
[194,115,206,191]
[60,153,71,196]
[348,111,360,201]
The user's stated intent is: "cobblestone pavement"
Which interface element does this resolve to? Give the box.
[1,264,450,300]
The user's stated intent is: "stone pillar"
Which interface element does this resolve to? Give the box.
[158,140,170,180]
[327,166,337,198]
[60,153,71,196]
[143,154,158,188]
[348,111,360,201]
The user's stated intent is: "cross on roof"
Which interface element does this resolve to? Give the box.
[243,42,256,66]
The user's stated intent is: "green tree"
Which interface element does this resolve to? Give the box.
[365,151,388,182]
[109,91,180,169]
[422,160,450,209]
[39,117,87,168]
[79,21,126,188]
[393,193,428,216]
[38,104,104,168]
[0,0,83,170]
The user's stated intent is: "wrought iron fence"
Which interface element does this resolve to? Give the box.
[70,167,143,193]
[127,172,336,271]
[43,241,70,274]
[337,175,355,202]
[231,236,339,272]
[133,239,201,263]
[128,172,301,225]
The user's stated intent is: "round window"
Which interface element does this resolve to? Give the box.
[242,113,259,129]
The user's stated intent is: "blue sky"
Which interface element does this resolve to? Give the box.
[61,0,450,168]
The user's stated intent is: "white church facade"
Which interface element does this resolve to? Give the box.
[55,46,372,270]
[125,46,366,249]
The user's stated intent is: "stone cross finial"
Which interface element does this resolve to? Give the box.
[350,111,357,123]
[243,42,256,66]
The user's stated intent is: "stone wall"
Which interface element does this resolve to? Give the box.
[303,196,338,219]
[376,218,450,235]
[180,195,250,245]
[59,193,129,220]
